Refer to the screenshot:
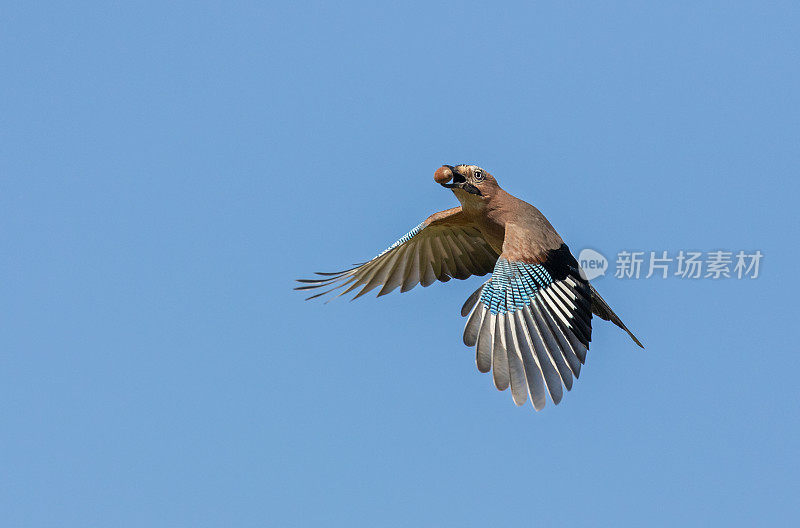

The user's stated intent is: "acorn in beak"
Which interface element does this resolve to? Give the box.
[434,165,482,196]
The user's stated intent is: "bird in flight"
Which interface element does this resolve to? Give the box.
[297,164,643,411]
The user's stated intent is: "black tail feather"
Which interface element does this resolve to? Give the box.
[589,284,644,348]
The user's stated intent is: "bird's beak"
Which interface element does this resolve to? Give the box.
[440,166,482,196]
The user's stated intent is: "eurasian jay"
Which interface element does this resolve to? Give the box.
[297,164,643,410]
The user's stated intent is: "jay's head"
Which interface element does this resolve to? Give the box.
[434,164,500,204]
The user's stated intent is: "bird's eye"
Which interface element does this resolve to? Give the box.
[474,170,485,181]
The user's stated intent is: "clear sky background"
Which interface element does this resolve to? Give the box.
[2,2,798,527]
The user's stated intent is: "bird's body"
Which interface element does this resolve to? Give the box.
[298,165,642,410]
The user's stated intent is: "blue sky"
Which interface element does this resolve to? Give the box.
[2,2,798,526]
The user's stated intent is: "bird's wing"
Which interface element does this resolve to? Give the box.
[296,207,500,300]
[461,244,593,411]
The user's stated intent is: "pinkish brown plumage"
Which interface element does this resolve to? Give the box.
[297,164,643,411]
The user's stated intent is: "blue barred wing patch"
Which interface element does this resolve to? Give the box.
[480,258,553,314]
[375,222,426,258]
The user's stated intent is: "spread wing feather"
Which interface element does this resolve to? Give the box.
[461,244,594,410]
[296,207,500,300]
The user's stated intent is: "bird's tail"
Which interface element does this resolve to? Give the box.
[589,284,644,348]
